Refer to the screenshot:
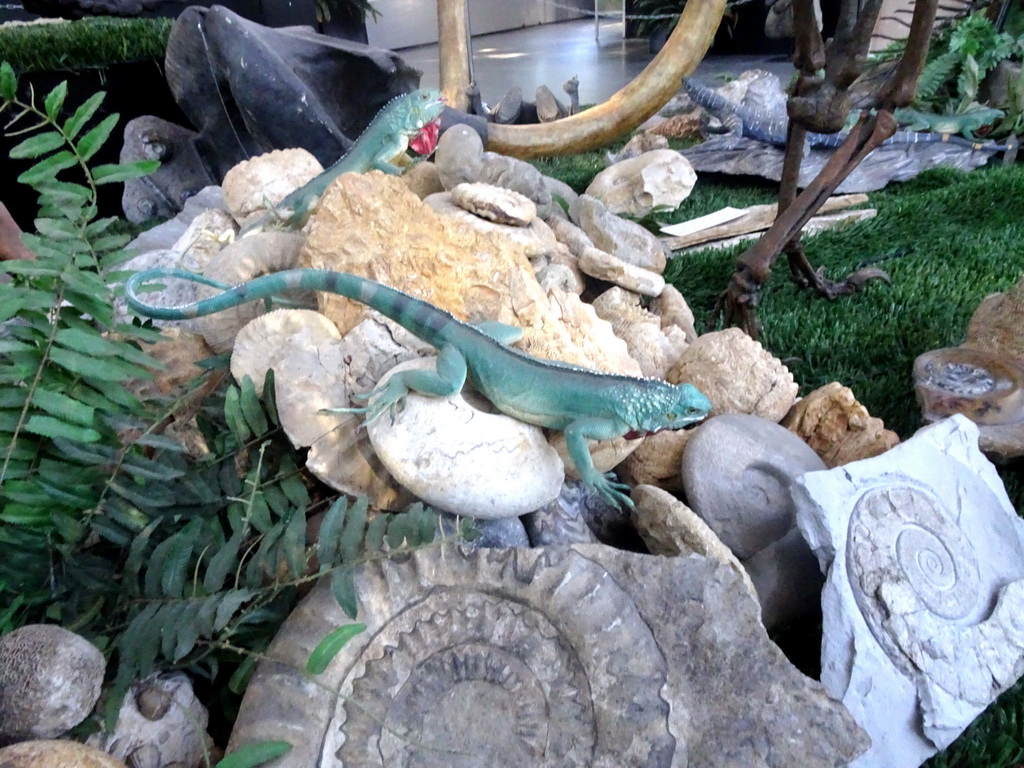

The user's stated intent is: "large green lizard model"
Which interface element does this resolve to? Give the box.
[240,88,446,236]
[126,269,713,509]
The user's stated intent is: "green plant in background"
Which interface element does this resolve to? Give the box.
[630,0,754,38]
[0,18,172,73]
[0,63,452,749]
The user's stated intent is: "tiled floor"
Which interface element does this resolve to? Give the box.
[396,17,795,108]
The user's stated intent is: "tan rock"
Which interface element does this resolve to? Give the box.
[606,131,669,163]
[590,287,688,379]
[401,160,445,199]
[577,247,666,297]
[622,429,692,492]
[571,194,667,273]
[649,283,699,343]
[586,149,697,218]
[645,112,704,140]
[195,231,309,353]
[422,192,557,258]
[0,740,127,768]
[221,148,323,227]
[668,328,798,421]
[531,243,584,295]
[450,182,537,226]
[781,382,900,467]
[172,208,237,273]
[964,274,1024,368]
[544,288,641,377]
[549,432,642,478]
[631,484,758,601]
[300,171,633,374]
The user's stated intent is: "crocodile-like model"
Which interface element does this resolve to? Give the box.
[682,78,1011,153]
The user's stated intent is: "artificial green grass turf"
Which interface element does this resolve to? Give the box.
[0,17,172,72]
[537,152,1024,767]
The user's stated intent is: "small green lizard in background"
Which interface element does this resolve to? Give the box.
[126,268,712,509]
[240,88,446,236]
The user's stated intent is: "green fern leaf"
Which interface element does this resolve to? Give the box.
[228,652,259,695]
[75,112,118,161]
[35,180,91,208]
[238,375,268,436]
[49,346,149,381]
[30,388,96,426]
[339,496,368,563]
[63,91,105,140]
[279,471,309,510]
[224,386,250,442]
[23,414,101,443]
[17,150,78,186]
[262,369,279,426]
[122,602,163,674]
[306,623,366,675]
[213,588,257,631]
[125,518,163,597]
[0,61,16,100]
[363,513,388,553]
[317,496,347,568]
[171,601,206,662]
[43,80,67,120]
[159,602,191,660]
[281,508,307,579]
[915,49,960,106]
[163,519,204,598]
[330,565,358,619]
[203,530,242,593]
[386,512,413,550]
[108,479,176,509]
[92,159,160,184]
[214,740,292,768]
[9,131,65,159]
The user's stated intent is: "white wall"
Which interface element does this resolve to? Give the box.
[366,0,592,50]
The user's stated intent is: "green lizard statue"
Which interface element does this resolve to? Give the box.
[240,88,446,236]
[893,104,1005,140]
[126,268,712,509]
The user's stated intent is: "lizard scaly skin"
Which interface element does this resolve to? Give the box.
[126,268,712,509]
[240,89,445,236]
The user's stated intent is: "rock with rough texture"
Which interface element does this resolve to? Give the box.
[570,194,668,273]
[782,382,900,467]
[422,192,557,257]
[0,625,105,743]
[681,414,826,560]
[437,512,531,549]
[521,489,600,546]
[365,359,565,518]
[669,328,798,421]
[123,186,226,257]
[401,160,446,199]
[645,113,704,141]
[88,673,210,768]
[165,5,421,180]
[606,131,670,163]
[577,247,666,297]
[434,124,553,206]
[450,182,537,226]
[120,116,213,224]
[586,149,697,218]
[231,309,427,509]
[591,287,689,379]
[965,274,1024,368]
[649,284,699,343]
[0,740,127,768]
[221,148,323,227]
[622,429,692,492]
[631,484,757,601]
[794,415,1024,767]
[300,172,638,376]
[228,543,869,767]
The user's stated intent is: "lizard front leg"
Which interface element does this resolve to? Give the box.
[563,417,634,510]
[324,344,468,424]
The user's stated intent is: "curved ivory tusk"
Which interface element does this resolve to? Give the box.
[485,0,727,158]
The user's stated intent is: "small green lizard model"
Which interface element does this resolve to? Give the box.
[240,89,446,236]
[126,268,712,509]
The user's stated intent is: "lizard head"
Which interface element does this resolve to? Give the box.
[621,381,712,439]
[405,88,446,155]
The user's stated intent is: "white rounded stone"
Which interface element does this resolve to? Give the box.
[365,359,564,518]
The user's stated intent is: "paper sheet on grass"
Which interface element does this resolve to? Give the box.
[660,207,747,238]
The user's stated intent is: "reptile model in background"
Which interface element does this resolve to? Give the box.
[126,268,712,509]
[682,78,1014,153]
[240,89,446,236]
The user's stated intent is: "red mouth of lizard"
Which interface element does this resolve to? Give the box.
[409,118,441,155]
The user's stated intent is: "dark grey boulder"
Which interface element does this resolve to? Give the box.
[164,5,422,180]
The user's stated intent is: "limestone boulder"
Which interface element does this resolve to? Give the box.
[0,740,126,768]
[586,149,697,218]
[591,287,689,380]
[622,429,692,492]
[570,194,667,273]
[0,625,105,743]
[365,359,564,518]
[422,192,558,258]
[300,171,634,375]
[221,148,323,227]
[781,381,900,467]
[449,182,537,226]
[669,328,798,421]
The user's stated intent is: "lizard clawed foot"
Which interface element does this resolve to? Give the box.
[709,271,763,339]
[587,471,635,511]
